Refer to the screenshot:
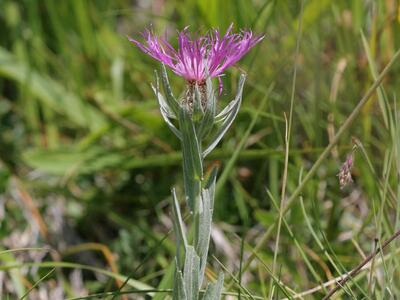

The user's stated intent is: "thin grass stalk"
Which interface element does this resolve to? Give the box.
[235,47,400,279]
[269,1,303,298]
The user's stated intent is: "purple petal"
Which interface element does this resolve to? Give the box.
[128,24,264,82]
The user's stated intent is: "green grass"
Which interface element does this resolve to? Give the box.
[1,0,400,299]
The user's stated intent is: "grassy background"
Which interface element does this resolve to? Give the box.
[1,0,400,299]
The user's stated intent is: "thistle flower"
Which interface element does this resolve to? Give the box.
[128,24,263,87]
[129,25,262,300]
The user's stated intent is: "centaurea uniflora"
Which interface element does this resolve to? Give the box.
[129,24,263,300]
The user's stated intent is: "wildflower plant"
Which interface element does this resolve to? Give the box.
[130,25,263,300]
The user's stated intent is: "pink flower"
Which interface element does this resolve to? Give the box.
[128,24,263,84]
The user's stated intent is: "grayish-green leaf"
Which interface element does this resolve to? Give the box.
[160,64,180,116]
[152,82,182,139]
[152,72,176,119]
[203,74,246,157]
[173,262,187,300]
[179,106,203,212]
[214,75,244,124]
[214,96,239,123]
[197,77,216,139]
[183,246,200,300]
[171,188,188,269]
[204,166,218,207]
[203,272,224,300]
[196,188,213,286]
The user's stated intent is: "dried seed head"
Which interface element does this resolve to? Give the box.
[338,153,354,189]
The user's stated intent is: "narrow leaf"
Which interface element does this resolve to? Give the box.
[214,74,243,123]
[152,74,182,139]
[203,74,246,157]
[179,106,203,211]
[197,77,216,139]
[203,272,224,300]
[160,64,180,115]
[196,188,213,285]
[183,246,200,300]
[171,188,188,269]
[152,74,175,119]
[204,166,218,207]
[156,93,182,139]
[214,96,239,123]
[173,264,187,300]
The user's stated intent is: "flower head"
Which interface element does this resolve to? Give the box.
[128,24,263,84]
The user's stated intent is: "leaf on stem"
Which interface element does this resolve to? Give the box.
[203,272,224,300]
[152,72,182,139]
[171,188,188,269]
[196,187,213,286]
[179,106,203,212]
[203,74,246,157]
[197,76,216,139]
[204,165,218,207]
[160,64,180,116]
[173,263,187,300]
[183,246,200,300]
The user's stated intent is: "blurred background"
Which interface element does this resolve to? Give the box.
[1,0,400,299]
